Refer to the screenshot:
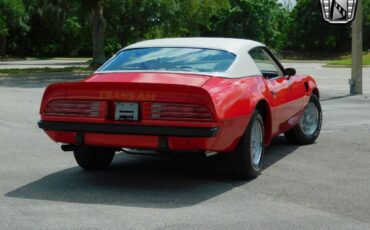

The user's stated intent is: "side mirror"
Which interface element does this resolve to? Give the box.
[284,68,296,76]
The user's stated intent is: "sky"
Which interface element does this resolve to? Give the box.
[278,0,297,8]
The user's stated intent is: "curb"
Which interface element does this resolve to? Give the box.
[281,60,328,63]
[322,64,370,68]
[0,71,93,77]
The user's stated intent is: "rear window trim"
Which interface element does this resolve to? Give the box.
[97,47,237,74]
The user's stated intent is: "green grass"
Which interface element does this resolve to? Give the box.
[327,52,370,66]
[0,66,95,75]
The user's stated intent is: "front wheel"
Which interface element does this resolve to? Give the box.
[73,146,116,170]
[284,94,322,145]
[228,111,265,179]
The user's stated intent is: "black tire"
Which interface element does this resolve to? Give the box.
[228,111,265,179]
[284,94,322,145]
[73,146,116,170]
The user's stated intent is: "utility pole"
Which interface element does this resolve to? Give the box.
[350,0,363,95]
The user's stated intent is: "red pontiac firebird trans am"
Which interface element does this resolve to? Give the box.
[38,38,322,179]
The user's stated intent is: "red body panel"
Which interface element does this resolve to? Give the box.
[39,72,318,153]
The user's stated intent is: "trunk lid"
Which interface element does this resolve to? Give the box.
[40,72,215,114]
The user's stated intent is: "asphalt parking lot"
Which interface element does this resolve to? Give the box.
[0,63,369,229]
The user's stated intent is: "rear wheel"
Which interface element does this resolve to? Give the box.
[284,94,322,145]
[228,111,265,179]
[73,146,116,170]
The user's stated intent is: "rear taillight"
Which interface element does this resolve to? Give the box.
[44,100,102,117]
[143,102,213,121]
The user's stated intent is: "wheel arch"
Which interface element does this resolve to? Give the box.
[312,87,320,98]
[305,76,320,99]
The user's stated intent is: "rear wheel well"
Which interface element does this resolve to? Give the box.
[312,88,319,98]
[255,100,272,145]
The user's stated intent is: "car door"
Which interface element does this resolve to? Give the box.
[249,47,299,135]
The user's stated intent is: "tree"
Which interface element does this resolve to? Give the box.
[85,0,105,65]
[204,0,288,51]
[0,0,28,56]
[42,0,106,65]
[286,0,351,53]
[2,0,369,58]
[103,0,229,45]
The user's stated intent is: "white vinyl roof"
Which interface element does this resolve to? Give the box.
[124,38,265,57]
[100,38,267,78]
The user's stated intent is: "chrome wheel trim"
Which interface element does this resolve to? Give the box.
[300,102,319,136]
[250,120,263,170]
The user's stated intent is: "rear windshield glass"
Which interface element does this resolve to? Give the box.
[99,48,236,73]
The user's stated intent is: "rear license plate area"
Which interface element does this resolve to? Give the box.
[115,102,139,121]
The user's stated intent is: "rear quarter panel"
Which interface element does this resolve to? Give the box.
[202,74,318,151]
[202,76,270,150]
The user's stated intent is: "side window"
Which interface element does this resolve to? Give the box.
[249,48,283,78]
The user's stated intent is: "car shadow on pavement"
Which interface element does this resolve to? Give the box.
[320,94,353,102]
[6,136,299,208]
[263,135,300,170]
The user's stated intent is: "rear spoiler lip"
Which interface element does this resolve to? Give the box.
[38,120,220,137]
[93,70,218,78]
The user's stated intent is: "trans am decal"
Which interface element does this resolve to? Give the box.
[99,91,156,101]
